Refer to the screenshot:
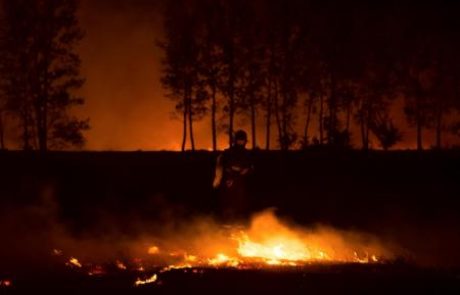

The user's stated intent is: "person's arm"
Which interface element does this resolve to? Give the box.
[212,153,223,188]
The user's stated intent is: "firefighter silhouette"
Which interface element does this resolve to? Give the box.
[213,130,254,221]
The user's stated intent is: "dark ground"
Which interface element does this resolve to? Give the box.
[1,150,460,293]
[3,264,460,294]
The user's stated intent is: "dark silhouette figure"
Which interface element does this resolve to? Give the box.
[213,130,254,222]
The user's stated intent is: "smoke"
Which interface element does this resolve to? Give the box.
[0,187,394,272]
[2,183,460,280]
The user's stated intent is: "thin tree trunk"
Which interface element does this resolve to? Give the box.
[229,85,234,147]
[319,95,324,144]
[211,81,217,151]
[22,110,30,150]
[415,98,423,151]
[37,102,47,152]
[281,92,288,151]
[303,96,314,146]
[228,49,235,147]
[328,76,337,145]
[42,94,48,152]
[188,90,195,151]
[181,91,188,152]
[265,76,272,150]
[365,112,371,150]
[360,110,367,150]
[346,103,352,134]
[435,108,443,149]
[250,97,256,150]
[273,82,283,149]
[416,121,422,151]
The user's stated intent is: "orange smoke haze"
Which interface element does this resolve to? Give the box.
[76,1,458,151]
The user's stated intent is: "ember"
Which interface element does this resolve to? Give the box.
[134,274,157,286]
[116,260,127,270]
[0,279,12,287]
[67,257,82,268]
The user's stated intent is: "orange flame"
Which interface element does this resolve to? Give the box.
[67,257,82,268]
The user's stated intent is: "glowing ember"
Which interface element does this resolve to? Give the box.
[52,249,63,256]
[88,265,105,276]
[371,255,379,262]
[134,274,158,286]
[116,260,127,270]
[67,257,82,268]
[0,280,12,287]
[148,246,160,255]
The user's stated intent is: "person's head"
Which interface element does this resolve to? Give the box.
[233,130,248,147]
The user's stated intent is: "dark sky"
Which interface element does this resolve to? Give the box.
[75,0,456,150]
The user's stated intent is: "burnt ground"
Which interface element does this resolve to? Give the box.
[2,264,460,294]
[1,150,460,293]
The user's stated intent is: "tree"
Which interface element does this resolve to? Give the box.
[236,4,264,150]
[159,0,207,151]
[0,0,88,151]
[369,111,402,150]
[199,2,223,151]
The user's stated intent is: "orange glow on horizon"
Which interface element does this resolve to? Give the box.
[73,1,459,152]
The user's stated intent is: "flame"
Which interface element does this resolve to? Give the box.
[134,274,158,286]
[51,209,391,288]
[208,253,240,267]
[236,232,312,263]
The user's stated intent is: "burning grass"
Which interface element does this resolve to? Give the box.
[47,209,393,286]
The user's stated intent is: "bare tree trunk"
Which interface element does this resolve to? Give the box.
[414,98,422,151]
[365,112,371,150]
[40,69,49,152]
[319,95,324,144]
[22,109,31,150]
[416,121,422,151]
[273,82,283,149]
[345,103,352,134]
[360,116,366,150]
[229,86,234,147]
[188,90,195,151]
[181,91,188,152]
[265,76,272,150]
[228,49,235,147]
[303,96,314,146]
[435,108,443,149]
[250,97,256,149]
[211,81,217,151]
[36,101,47,152]
[360,111,368,150]
[281,92,288,151]
[327,76,337,145]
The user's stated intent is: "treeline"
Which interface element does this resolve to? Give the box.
[0,0,88,151]
[159,0,460,151]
